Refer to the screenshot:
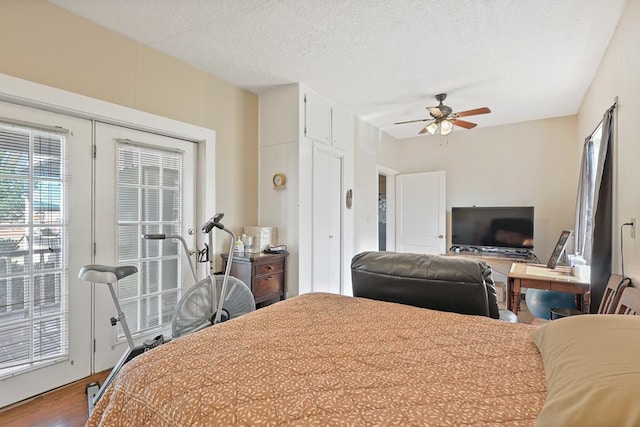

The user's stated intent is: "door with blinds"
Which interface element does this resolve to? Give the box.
[93,123,196,372]
[0,102,92,407]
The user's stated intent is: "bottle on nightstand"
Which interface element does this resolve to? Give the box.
[234,237,244,253]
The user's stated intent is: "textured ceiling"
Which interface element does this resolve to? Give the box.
[49,0,627,139]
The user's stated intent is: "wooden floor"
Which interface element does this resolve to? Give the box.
[0,370,109,427]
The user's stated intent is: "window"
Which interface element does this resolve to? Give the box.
[116,143,183,337]
[0,124,67,371]
[588,122,603,194]
[575,122,603,262]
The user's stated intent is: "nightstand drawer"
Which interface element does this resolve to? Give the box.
[254,273,283,298]
[255,261,283,276]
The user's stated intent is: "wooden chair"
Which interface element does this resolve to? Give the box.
[529,273,630,325]
[613,286,640,315]
[598,274,631,314]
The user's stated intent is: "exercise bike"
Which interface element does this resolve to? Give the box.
[80,213,253,414]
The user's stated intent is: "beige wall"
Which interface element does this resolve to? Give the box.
[377,116,578,262]
[577,0,640,283]
[0,0,258,266]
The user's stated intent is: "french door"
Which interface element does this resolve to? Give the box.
[93,123,196,372]
[0,71,211,408]
[0,102,92,408]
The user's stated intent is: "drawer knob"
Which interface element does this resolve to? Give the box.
[267,266,273,270]
[266,276,273,281]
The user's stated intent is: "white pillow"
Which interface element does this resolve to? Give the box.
[531,314,640,427]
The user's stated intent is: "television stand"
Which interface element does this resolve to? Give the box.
[449,246,533,260]
[501,250,534,260]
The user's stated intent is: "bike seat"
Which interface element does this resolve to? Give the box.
[78,265,138,284]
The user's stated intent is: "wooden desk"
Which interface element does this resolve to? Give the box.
[507,263,590,314]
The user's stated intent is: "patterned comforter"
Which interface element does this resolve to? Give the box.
[88,293,546,426]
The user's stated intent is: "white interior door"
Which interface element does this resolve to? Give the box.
[93,123,196,372]
[0,102,92,407]
[312,148,342,294]
[396,171,446,254]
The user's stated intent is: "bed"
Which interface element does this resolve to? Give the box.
[88,291,640,426]
[88,293,549,426]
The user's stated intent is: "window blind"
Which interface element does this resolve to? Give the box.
[0,124,68,375]
[116,143,183,338]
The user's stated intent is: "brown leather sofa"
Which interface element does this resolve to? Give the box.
[351,251,517,322]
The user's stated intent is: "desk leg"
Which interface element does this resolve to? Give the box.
[507,277,521,314]
[583,291,591,314]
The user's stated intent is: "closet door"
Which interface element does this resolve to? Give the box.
[312,147,342,294]
[93,123,196,372]
[305,92,332,145]
[0,102,92,408]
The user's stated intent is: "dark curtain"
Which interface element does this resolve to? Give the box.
[589,106,615,313]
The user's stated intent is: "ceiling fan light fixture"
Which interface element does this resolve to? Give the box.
[426,122,439,135]
[393,94,491,136]
[440,119,453,135]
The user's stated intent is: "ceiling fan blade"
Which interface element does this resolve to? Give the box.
[427,107,444,118]
[418,127,429,135]
[452,107,491,118]
[394,118,429,125]
[451,119,478,129]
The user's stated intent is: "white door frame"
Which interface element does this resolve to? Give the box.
[376,165,399,252]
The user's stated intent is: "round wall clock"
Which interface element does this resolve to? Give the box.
[272,173,286,189]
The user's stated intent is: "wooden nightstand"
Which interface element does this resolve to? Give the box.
[221,252,288,306]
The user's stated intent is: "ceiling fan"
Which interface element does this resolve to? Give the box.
[394,93,491,135]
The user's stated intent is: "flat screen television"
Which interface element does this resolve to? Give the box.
[451,206,534,250]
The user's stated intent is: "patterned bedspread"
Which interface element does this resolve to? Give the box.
[88,293,546,426]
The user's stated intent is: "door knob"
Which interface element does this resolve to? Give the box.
[438,235,444,239]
